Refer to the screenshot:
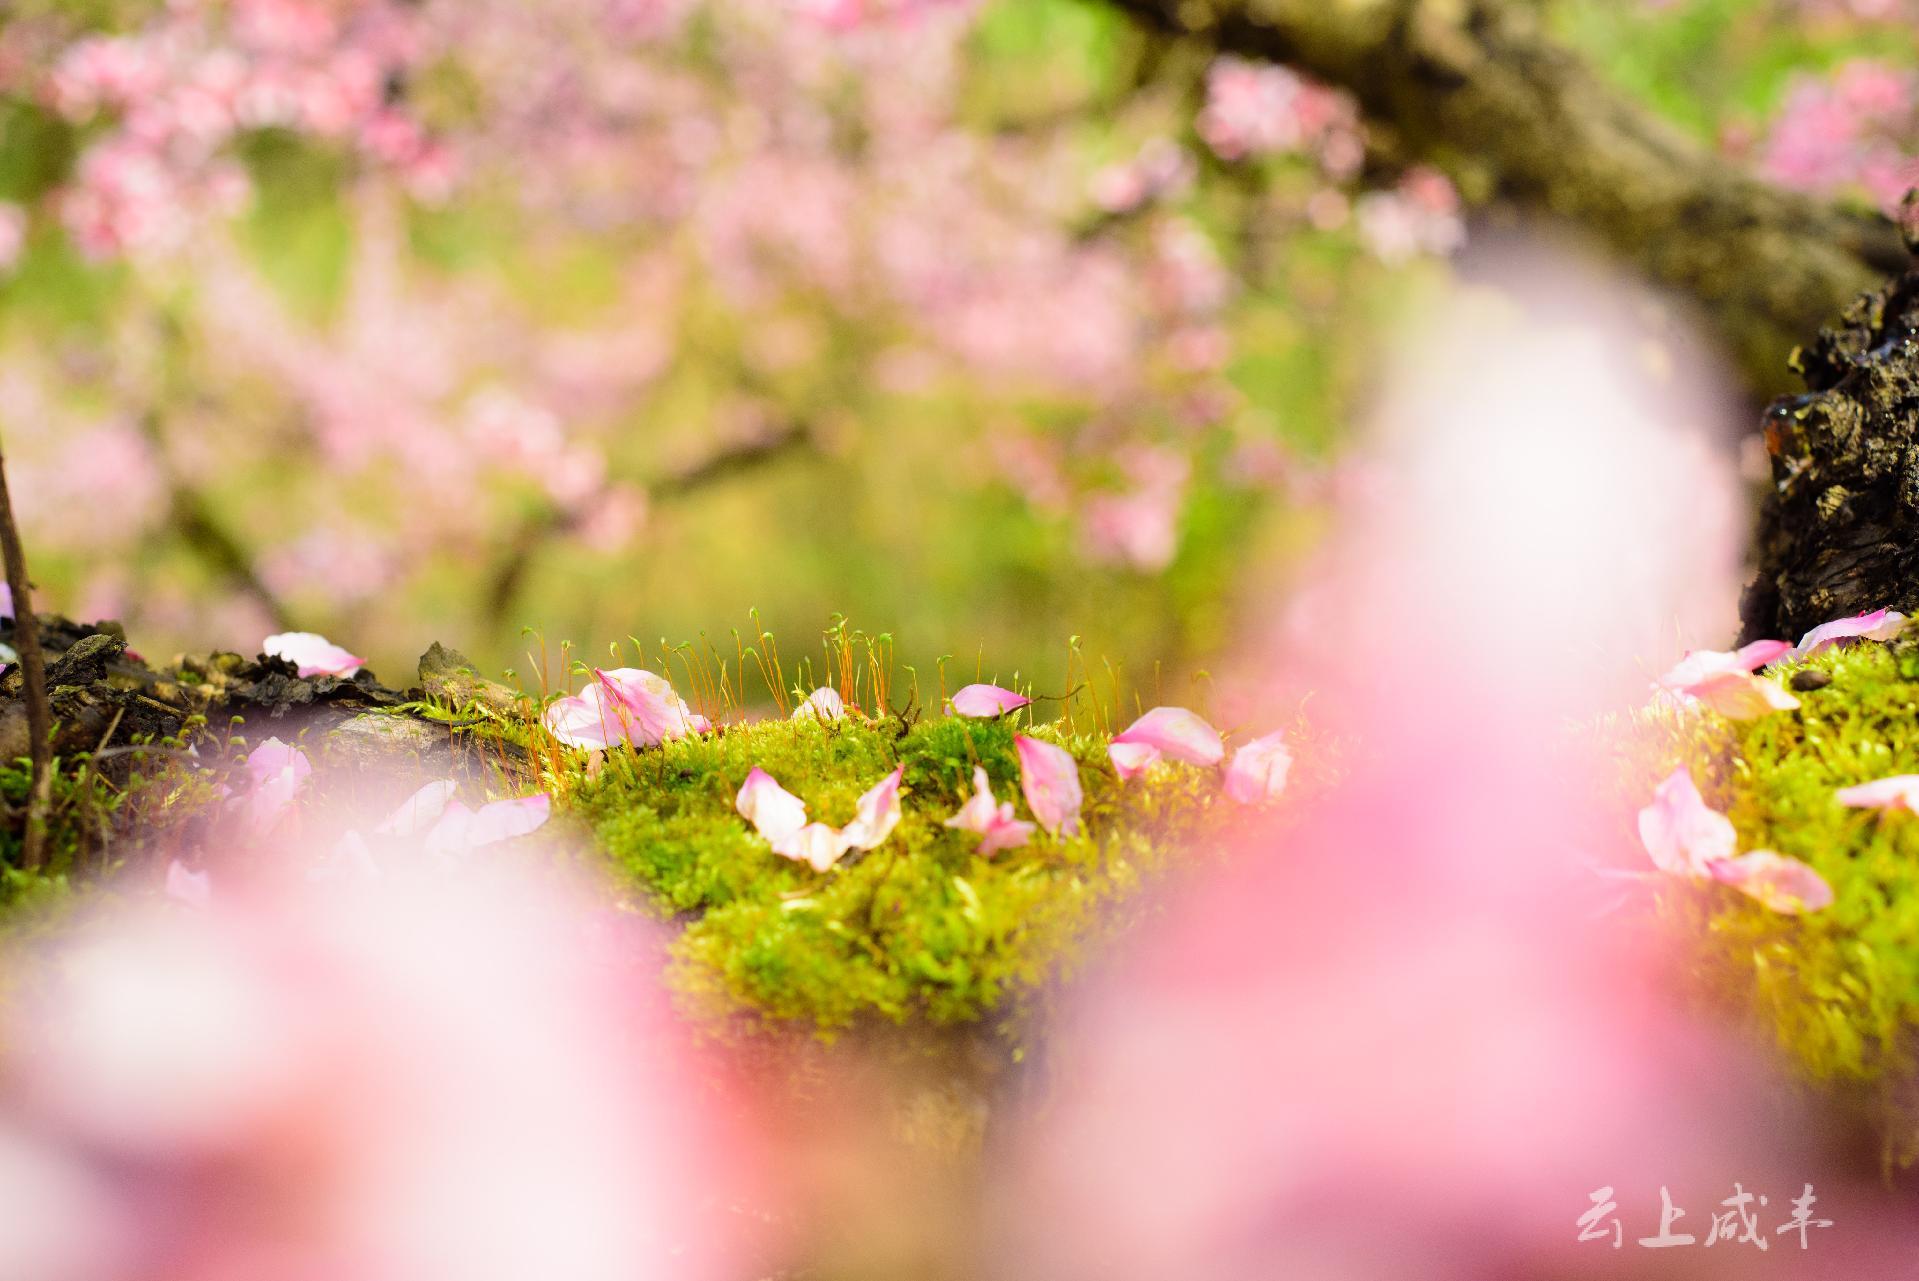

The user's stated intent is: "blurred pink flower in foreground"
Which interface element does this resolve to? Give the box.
[1222,729,1292,805]
[1637,768,1736,880]
[236,737,313,835]
[993,249,1913,1279]
[0,863,762,1281]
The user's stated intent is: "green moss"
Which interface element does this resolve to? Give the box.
[565,708,1231,1034]
[1656,639,1919,1157]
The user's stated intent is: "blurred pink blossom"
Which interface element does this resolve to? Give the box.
[1222,729,1292,804]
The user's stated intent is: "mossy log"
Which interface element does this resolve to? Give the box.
[1743,268,1919,642]
[1103,0,1909,394]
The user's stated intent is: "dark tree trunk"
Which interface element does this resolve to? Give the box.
[1743,268,1919,643]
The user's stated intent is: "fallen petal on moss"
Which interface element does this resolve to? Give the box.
[543,684,626,750]
[1017,735,1083,837]
[592,667,701,746]
[951,683,1032,718]
[1111,707,1224,770]
[1709,851,1833,914]
[262,631,365,678]
[1788,607,1908,661]
[792,687,847,722]
[772,821,853,873]
[1685,670,1801,719]
[943,766,1035,856]
[841,765,904,851]
[1637,768,1734,881]
[736,767,808,845]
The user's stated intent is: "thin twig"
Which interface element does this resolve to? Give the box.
[0,445,53,870]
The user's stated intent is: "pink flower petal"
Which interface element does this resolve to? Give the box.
[841,765,904,851]
[1223,730,1292,805]
[1112,706,1224,767]
[373,780,460,837]
[792,687,847,722]
[1835,774,1919,813]
[736,767,808,845]
[1107,740,1159,780]
[1657,639,1792,692]
[164,860,210,909]
[1017,735,1084,837]
[951,683,1033,718]
[943,767,1034,857]
[1636,768,1735,881]
[592,667,700,746]
[771,821,853,873]
[1788,607,1907,661]
[0,582,11,620]
[261,631,365,678]
[543,684,625,750]
[1684,671,1800,720]
[1708,850,1833,914]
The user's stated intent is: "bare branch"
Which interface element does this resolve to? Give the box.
[483,422,815,629]
[1097,0,1911,391]
[0,445,54,870]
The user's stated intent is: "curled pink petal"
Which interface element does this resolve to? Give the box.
[544,684,625,750]
[792,688,846,722]
[771,821,853,873]
[1835,774,1919,813]
[1708,850,1833,914]
[1636,768,1735,881]
[373,780,459,837]
[943,767,1035,857]
[164,861,210,909]
[593,668,700,747]
[736,767,808,845]
[1656,639,1792,691]
[1684,671,1800,719]
[1016,735,1084,837]
[1223,730,1292,805]
[1787,607,1908,661]
[1107,740,1159,780]
[950,683,1033,718]
[261,631,365,678]
[1111,706,1225,767]
[841,765,904,851]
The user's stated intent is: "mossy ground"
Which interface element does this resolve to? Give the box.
[562,707,1239,1034]
[1646,637,1919,1161]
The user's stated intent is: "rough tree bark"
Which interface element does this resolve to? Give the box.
[1741,257,1919,643]
[1099,0,1910,394]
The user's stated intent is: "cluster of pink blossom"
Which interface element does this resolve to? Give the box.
[40,0,448,258]
[1197,55,1365,178]
[1757,59,1919,212]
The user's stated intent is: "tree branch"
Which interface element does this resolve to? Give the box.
[482,422,816,629]
[0,446,54,870]
[1097,0,1910,392]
